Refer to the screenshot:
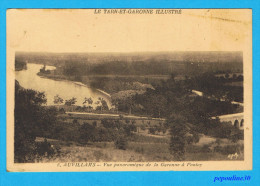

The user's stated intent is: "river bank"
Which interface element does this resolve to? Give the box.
[16,63,112,107]
[37,71,112,98]
[37,69,153,100]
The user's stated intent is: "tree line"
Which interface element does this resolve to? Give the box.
[15,75,243,162]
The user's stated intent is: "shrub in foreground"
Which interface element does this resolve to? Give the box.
[114,135,128,150]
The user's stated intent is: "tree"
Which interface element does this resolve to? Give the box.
[65,97,77,106]
[83,97,93,105]
[101,99,109,111]
[15,80,57,162]
[112,101,119,113]
[53,94,63,105]
[96,97,109,111]
[168,114,189,161]
[234,119,239,128]
[240,119,244,127]
[79,122,97,143]
[148,94,167,117]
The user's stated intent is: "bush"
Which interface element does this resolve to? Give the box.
[148,127,156,134]
[114,135,128,150]
[214,145,222,153]
[95,142,107,148]
[135,146,144,154]
[186,145,201,153]
[59,108,66,114]
[222,145,243,155]
[215,138,221,145]
[214,144,243,155]
[92,121,97,127]
[123,125,136,136]
[140,125,146,131]
[186,136,194,144]
[36,139,55,157]
[229,130,244,143]
[193,133,200,144]
[185,132,200,145]
[79,122,96,143]
[162,127,167,134]
[93,150,104,161]
[201,144,212,153]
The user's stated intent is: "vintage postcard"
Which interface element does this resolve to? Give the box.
[6,9,252,172]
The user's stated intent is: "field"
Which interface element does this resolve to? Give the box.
[35,131,244,163]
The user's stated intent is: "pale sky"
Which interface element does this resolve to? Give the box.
[7,9,251,53]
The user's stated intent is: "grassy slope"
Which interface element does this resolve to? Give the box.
[37,133,244,162]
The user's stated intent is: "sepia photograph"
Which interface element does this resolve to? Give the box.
[6,9,252,171]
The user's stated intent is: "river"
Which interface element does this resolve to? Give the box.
[15,63,112,108]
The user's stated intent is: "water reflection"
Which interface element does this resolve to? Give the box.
[15,63,111,108]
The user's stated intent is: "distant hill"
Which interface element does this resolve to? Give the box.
[16,51,242,64]
[15,51,243,75]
